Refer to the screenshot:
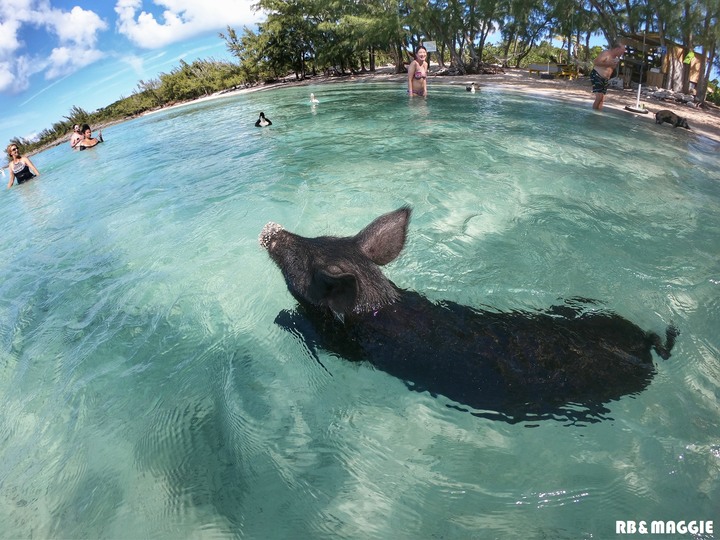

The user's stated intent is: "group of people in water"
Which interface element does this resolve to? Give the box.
[8,42,626,188]
[70,123,104,150]
[5,123,104,188]
[405,41,626,110]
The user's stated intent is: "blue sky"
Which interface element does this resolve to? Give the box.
[0,0,264,146]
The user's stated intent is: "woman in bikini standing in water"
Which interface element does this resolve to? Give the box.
[408,45,428,97]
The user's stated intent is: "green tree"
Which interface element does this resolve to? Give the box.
[257,0,320,80]
[500,0,554,67]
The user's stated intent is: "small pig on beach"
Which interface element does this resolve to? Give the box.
[259,207,678,423]
[655,109,691,130]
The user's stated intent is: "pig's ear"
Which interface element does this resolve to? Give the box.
[308,270,358,318]
[355,207,411,265]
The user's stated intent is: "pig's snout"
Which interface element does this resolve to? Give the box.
[259,222,284,250]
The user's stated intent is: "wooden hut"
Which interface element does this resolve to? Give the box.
[621,33,706,92]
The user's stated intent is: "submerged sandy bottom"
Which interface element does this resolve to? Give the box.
[2,81,718,539]
[163,66,720,144]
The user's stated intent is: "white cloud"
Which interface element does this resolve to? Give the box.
[45,46,105,79]
[39,5,108,78]
[0,2,107,92]
[115,0,262,49]
[47,6,108,47]
[0,2,28,87]
[0,53,44,93]
[120,54,146,75]
[0,17,22,56]
[0,61,14,91]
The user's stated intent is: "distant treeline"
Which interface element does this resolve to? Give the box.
[7,0,720,158]
[222,0,719,98]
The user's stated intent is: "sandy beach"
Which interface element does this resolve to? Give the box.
[184,65,720,144]
[333,67,720,143]
[457,68,720,142]
[38,65,720,154]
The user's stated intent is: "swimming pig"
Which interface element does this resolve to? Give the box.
[655,109,691,130]
[259,207,677,423]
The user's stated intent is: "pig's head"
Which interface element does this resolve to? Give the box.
[259,207,411,319]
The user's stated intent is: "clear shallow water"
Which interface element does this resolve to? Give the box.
[1,81,719,539]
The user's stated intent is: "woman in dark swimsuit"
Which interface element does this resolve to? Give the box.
[407,45,429,97]
[6,144,39,188]
[77,124,104,150]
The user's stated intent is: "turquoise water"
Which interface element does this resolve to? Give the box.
[1,81,719,539]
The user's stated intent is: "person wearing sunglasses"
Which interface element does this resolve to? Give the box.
[6,144,40,188]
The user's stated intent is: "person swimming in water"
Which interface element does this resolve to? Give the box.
[6,144,40,188]
[76,124,104,150]
[407,45,429,97]
[255,112,272,127]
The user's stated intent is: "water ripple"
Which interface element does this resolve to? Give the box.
[0,81,718,538]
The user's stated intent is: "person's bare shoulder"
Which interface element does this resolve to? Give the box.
[595,50,611,62]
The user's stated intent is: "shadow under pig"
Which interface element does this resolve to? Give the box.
[260,207,678,424]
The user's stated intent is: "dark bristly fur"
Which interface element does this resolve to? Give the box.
[260,208,678,423]
[655,109,691,130]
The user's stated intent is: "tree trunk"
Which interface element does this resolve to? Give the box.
[697,42,716,106]
[584,32,591,64]
[695,8,716,106]
[466,33,479,72]
[447,37,465,73]
[394,42,405,73]
[681,1,693,95]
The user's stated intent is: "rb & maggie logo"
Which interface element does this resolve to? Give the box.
[616,521,713,535]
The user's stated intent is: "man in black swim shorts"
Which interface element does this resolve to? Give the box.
[591,41,626,110]
[590,69,609,95]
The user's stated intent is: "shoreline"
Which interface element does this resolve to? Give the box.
[150,65,720,144]
[24,66,720,159]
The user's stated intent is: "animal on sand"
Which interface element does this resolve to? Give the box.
[655,109,691,130]
[259,207,678,423]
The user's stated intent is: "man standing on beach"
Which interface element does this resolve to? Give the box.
[590,41,626,110]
